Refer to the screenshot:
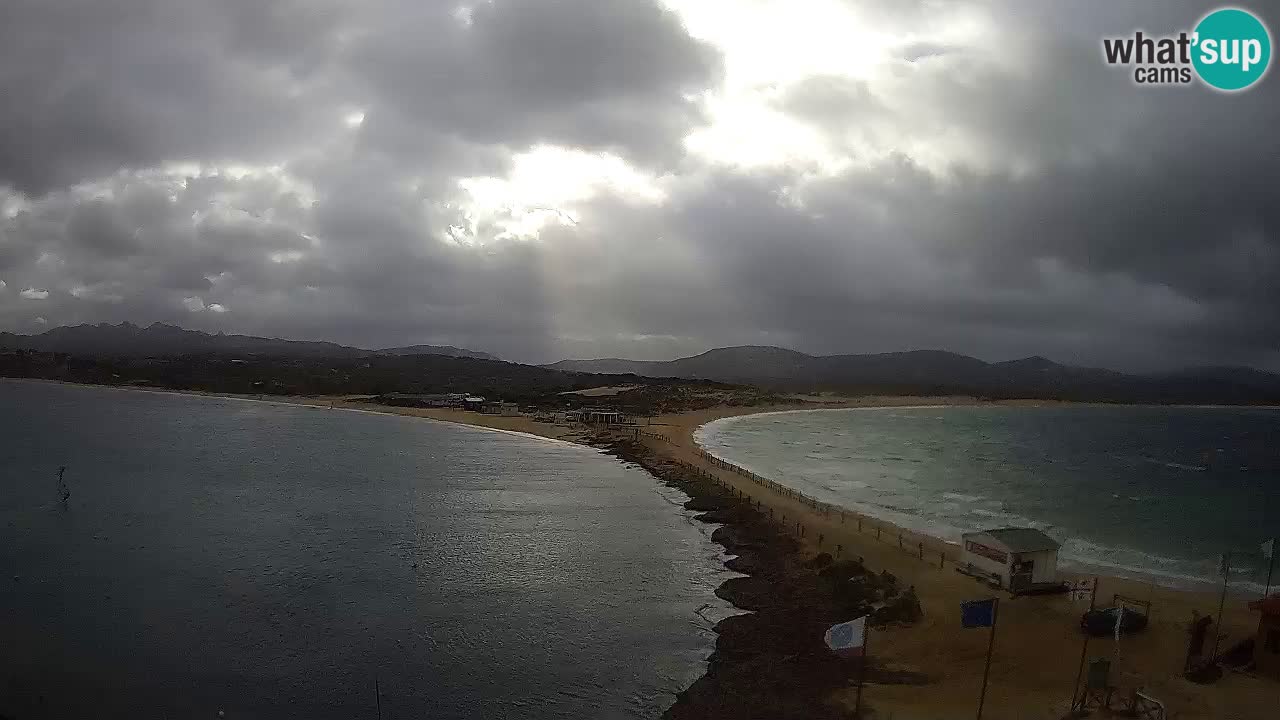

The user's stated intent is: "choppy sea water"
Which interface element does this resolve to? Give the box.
[1,380,737,719]
[696,405,1280,592]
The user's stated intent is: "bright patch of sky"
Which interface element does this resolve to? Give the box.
[453,145,667,242]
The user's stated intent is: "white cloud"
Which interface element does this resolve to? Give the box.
[182,296,206,312]
[70,284,125,303]
[0,279,6,291]
[268,250,305,264]
[20,288,49,300]
[34,316,48,325]
[208,303,228,313]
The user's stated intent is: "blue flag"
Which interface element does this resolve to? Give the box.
[961,598,997,628]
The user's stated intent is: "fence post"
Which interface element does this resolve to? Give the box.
[919,542,924,559]
[940,551,945,569]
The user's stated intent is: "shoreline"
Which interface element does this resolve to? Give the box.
[691,408,1273,598]
[680,404,1275,599]
[647,411,1274,718]
[7,378,1276,717]
[9,377,1271,597]
[590,435,927,719]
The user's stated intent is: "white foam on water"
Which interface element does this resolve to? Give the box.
[941,492,986,503]
[1060,537,1269,594]
[695,406,1278,594]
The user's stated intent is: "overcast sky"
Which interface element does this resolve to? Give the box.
[1,0,1277,370]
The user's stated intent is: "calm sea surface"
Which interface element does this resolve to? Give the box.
[697,405,1280,592]
[1,380,735,719]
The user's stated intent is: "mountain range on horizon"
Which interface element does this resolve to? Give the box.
[0,321,499,362]
[544,344,1280,402]
[3,322,1279,403]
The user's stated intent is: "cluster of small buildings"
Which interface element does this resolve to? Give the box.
[375,393,630,424]
[377,392,516,414]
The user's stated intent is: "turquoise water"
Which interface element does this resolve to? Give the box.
[1,380,736,719]
[696,405,1280,592]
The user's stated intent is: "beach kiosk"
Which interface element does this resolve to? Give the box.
[960,527,1061,593]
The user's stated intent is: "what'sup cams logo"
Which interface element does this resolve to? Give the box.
[1102,7,1272,91]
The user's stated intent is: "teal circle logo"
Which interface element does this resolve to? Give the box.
[1192,8,1272,91]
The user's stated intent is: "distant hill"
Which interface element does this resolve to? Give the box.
[1154,365,1280,393]
[377,344,498,361]
[0,322,497,361]
[545,346,815,381]
[6,324,1277,404]
[547,346,1280,403]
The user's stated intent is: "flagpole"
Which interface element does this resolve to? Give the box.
[855,623,870,717]
[976,598,999,720]
[1211,551,1230,662]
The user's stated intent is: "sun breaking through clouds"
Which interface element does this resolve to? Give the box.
[0,0,1277,370]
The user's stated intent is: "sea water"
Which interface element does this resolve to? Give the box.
[696,405,1280,592]
[1,380,736,719]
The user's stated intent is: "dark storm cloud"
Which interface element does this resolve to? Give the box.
[350,0,718,168]
[0,0,1277,371]
[0,0,716,194]
[0,0,350,195]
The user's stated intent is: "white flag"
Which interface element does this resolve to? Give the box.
[824,616,867,657]
[1263,538,1275,559]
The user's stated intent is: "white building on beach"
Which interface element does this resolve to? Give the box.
[959,527,1061,593]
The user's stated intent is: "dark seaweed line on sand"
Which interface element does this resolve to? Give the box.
[591,437,926,720]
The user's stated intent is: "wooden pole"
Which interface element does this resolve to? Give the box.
[375,676,382,720]
[855,623,870,717]
[1069,578,1098,712]
[1211,552,1230,661]
[976,598,1000,720]
[1070,630,1092,712]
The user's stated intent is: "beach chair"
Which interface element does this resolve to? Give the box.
[1074,658,1115,712]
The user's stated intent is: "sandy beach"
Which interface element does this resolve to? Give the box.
[643,404,1275,719]
[9,379,1275,718]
